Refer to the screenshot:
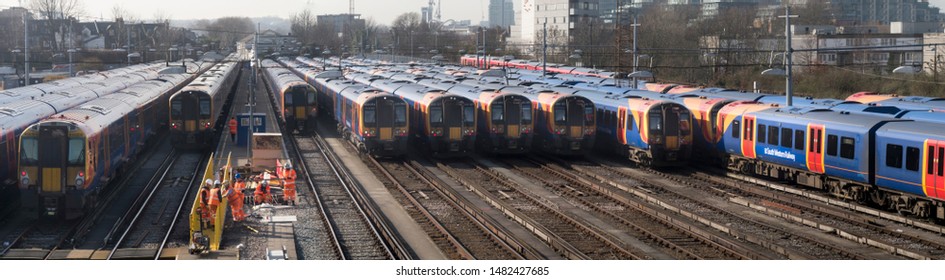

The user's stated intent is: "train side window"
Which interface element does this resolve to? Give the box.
[522,105,532,123]
[794,130,804,150]
[781,128,792,148]
[768,126,778,146]
[757,125,767,143]
[885,144,903,169]
[492,104,504,121]
[430,106,443,124]
[732,120,740,138]
[627,113,633,131]
[840,137,855,159]
[906,146,920,171]
[827,134,838,156]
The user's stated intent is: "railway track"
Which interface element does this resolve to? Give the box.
[290,134,402,260]
[433,159,638,259]
[561,157,893,259]
[105,152,206,259]
[660,166,945,259]
[506,156,757,259]
[366,156,528,260]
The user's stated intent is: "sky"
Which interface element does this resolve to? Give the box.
[0,0,488,25]
[3,0,945,26]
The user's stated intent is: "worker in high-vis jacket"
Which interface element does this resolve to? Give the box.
[225,179,245,222]
[228,117,238,142]
[207,180,222,226]
[282,163,297,205]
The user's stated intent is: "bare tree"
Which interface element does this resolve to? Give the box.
[29,0,84,51]
[291,9,317,46]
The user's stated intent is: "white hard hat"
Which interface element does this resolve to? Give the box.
[214,180,221,185]
[205,179,213,185]
[263,173,271,180]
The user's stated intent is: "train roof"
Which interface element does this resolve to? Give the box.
[752,106,903,130]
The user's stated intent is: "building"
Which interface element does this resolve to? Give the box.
[489,0,515,30]
[831,0,943,25]
[511,0,601,46]
[317,14,366,38]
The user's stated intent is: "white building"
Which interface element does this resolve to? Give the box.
[511,0,600,47]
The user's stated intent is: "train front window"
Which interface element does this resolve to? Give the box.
[430,106,443,124]
[364,106,376,125]
[492,104,504,122]
[649,114,662,131]
[68,138,84,165]
[464,106,475,126]
[285,91,294,106]
[584,105,594,125]
[307,89,316,105]
[554,105,566,123]
[20,137,38,164]
[171,100,182,118]
[395,106,406,126]
[522,105,532,123]
[199,98,211,119]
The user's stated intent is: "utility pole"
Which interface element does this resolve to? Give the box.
[24,13,29,86]
[614,0,621,87]
[482,28,487,68]
[630,16,640,88]
[542,22,547,79]
[780,6,798,106]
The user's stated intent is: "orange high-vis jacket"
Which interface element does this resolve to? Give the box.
[208,187,221,206]
[229,119,238,134]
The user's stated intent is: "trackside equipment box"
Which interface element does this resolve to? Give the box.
[237,113,266,147]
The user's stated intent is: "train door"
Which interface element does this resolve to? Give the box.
[664,107,680,151]
[925,140,945,200]
[567,99,586,139]
[174,95,200,136]
[617,107,627,145]
[807,124,825,173]
[376,100,394,141]
[443,100,463,141]
[38,125,68,194]
[740,116,756,158]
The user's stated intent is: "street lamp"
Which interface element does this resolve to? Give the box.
[11,49,21,85]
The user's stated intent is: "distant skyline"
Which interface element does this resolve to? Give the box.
[0,0,488,25]
[2,0,945,26]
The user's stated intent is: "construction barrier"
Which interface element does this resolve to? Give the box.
[188,152,232,253]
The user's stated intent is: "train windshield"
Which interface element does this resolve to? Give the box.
[395,106,407,126]
[584,105,594,125]
[171,100,182,118]
[650,113,663,131]
[492,104,504,122]
[68,138,85,165]
[464,106,475,126]
[20,137,38,164]
[307,89,316,105]
[554,104,567,123]
[285,91,294,106]
[430,106,443,124]
[364,106,376,125]
[199,97,211,119]
[680,112,691,135]
[522,105,532,123]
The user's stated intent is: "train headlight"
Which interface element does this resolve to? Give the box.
[652,135,663,144]
[584,128,594,136]
[363,129,375,137]
[432,128,443,137]
[555,127,566,135]
[522,127,531,134]
[465,129,476,136]
[75,172,85,188]
[397,129,407,137]
[204,122,211,128]
[171,122,179,129]
[20,171,29,187]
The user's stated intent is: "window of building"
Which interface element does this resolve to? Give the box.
[886,144,903,168]
[840,136,855,159]
[906,146,920,171]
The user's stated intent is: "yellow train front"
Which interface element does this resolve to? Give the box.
[263,59,318,133]
[527,88,596,155]
[169,61,240,150]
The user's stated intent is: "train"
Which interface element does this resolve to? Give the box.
[459,54,615,78]
[169,58,241,150]
[0,63,165,105]
[18,68,198,219]
[260,59,318,133]
[316,75,410,157]
[846,92,945,112]
[362,76,477,158]
[418,79,535,155]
